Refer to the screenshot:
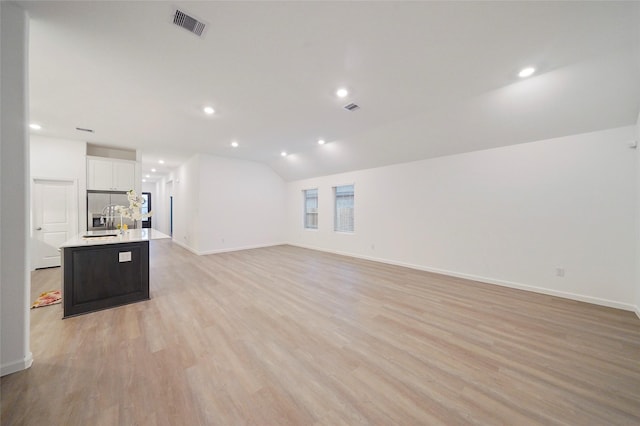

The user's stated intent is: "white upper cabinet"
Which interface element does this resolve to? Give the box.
[112,161,136,191]
[88,158,113,190]
[87,157,136,191]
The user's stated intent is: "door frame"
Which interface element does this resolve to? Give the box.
[31,177,79,270]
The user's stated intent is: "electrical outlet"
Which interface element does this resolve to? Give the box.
[556,267,565,277]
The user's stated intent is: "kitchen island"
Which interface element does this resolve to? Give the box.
[60,228,170,318]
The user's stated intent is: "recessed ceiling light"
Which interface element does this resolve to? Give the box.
[281,151,288,157]
[518,67,536,78]
[231,141,239,148]
[203,106,215,114]
[151,168,156,172]
[336,88,348,98]
[29,123,41,130]
[145,174,150,178]
[142,179,146,183]
[318,139,326,145]
[158,160,165,164]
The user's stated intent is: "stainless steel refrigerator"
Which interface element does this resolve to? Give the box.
[87,191,134,231]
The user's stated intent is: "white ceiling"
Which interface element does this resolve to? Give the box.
[23,1,640,181]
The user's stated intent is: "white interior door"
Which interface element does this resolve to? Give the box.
[32,179,77,269]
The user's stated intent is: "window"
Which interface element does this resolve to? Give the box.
[303,188,318,229]
[334,184,354,232]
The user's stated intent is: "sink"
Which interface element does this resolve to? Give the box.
[83,233,118,238]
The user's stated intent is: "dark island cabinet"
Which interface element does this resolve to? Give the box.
[62,241,149,318]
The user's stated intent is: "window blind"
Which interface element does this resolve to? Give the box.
[303,189,318,229]
[334,185,354,232]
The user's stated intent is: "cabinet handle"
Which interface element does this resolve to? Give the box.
[36,227,42,230]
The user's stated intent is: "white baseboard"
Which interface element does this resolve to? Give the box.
[170,238,200,255]
[287,243,636,313]
[169,240,638,314]
[1,352,33,377]
[198,242,287,256]
[170,239,286,256]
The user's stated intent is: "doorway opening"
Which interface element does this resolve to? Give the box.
[141,192,152,229]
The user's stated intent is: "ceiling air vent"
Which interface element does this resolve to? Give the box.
[172,9,207,37]
[343,103,360,111]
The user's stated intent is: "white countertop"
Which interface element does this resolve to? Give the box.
[61,228,171,248]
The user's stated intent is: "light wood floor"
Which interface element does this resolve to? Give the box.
[2,242,639,425]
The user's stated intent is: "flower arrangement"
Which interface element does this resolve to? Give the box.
[115,189,152,225]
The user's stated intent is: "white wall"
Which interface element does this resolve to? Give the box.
[197,154,286,254]
[286,126,638,310]
[1,2,33,376]
[173,156,201,250]
[30,136,87,234]
[173,154,286,254]
[142,181,157,194]
[150,175,171,235]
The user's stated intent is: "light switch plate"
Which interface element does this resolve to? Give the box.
[119,251,132,262]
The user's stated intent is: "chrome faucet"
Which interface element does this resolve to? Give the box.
[101,204,119,230]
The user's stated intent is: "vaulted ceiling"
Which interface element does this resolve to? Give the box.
[24,1,640,181]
